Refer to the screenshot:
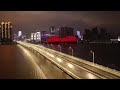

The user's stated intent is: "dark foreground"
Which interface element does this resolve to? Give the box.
[0,44,72,79]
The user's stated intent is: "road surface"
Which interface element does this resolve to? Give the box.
[19,42,120,79]
[0,44,72,79]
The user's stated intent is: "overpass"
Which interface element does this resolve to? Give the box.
[17,41,120,79]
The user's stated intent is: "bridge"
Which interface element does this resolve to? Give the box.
[17,41,120,79]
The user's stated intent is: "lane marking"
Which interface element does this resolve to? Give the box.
[17,44,47,79]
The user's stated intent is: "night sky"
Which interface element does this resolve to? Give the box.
[0,11,120,38]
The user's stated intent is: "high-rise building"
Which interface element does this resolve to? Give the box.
[41,31,47,38]
[59,27,74,37]
[0,22,12,43]
[31,33,34,40]
[36,32,41,41]
[31,32,41,41]
[17,31,22,41]
[34,33,37,41]
[50,26,56,35]
[76,31,81,39]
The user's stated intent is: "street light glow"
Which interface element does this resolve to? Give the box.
[46,52,54,57]
[58,45,61,52]
[67,63,74,68]
[69,47,73,56]
[50,54,54,57]
[87,73,96,79]
[56,57,62,62]
[46,52,49,55]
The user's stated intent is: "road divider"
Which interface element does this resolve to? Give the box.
[17,41,120,79]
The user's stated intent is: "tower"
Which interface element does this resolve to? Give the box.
[0,22,12,43]
[50,26,56,35]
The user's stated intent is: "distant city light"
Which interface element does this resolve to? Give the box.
[30,32,41,41]
[56,57,62,62]
[77,31,81,39]
[118,36,120,41]
[67,63,74,68]
[18,31,22,37]
[31,33,34,40]
[87,73,96,79]
[36,32,41,41]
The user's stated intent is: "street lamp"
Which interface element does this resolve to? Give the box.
[58,45,61,52]
[47,43,49,48]
[1,22,4,39]
[51,44,54,49]
[90,50,95,66]
[69,47,73,56]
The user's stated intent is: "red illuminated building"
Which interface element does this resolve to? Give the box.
[45,36,77,43]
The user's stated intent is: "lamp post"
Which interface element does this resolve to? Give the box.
[90,50,95,65]
[51,44,54,49]
[69,47,73,56]
[58,45,61,52]
[47,42,49,48]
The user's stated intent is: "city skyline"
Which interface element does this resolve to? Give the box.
[1,11,120,38]
[0,11,120,79]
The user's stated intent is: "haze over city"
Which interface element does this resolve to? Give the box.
[0,11,120,37]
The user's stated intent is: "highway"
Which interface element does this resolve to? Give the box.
[1,42,120,79]
[18,41,120,79]
[0,44,72,79]
[44,48,120,79]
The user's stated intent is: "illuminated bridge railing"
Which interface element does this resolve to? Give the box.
[17,41,120,79]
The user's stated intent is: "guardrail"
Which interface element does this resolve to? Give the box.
[18,42,81,79]
[17,41,120,78]
[45,48,120,77]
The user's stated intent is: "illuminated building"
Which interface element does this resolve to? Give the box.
[8,22,12,39]
[50,26,56,35]
[36,32,41,41]
[77,31,81,39]
[0,22,12,43]
[18,31,22,37]
[31,33,34,40]
[45,36,77,43]
[30,31,42,43]
[1,22,5,39]
[17,31,23,41]
[31,32,41,42]
[41,31,47,38]
[34,33,37,40]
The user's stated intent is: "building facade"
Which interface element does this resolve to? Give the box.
[0,22,12,43]
[49,26,56,35]
[31,32,41,42]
